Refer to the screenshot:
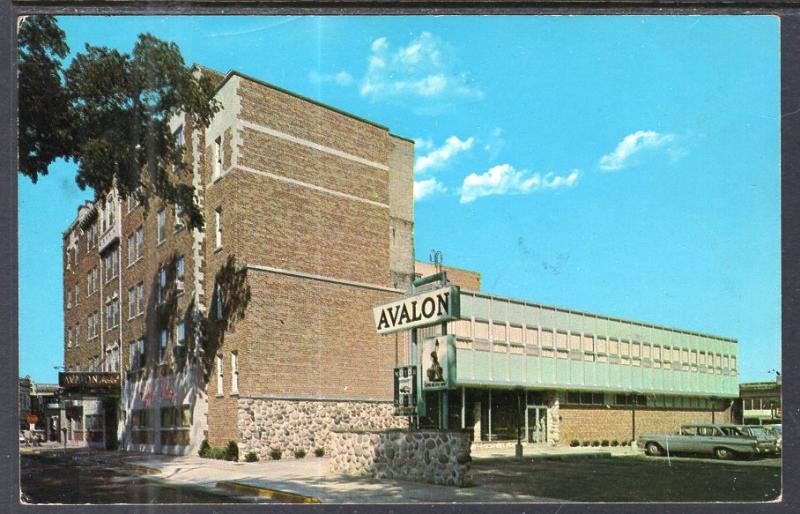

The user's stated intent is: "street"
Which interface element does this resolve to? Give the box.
[20,449,257,504]
[473,453,782,502]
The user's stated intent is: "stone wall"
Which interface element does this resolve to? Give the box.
[236,398,407,459]
[329,429,472,487]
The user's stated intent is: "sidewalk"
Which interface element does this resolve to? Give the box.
[106,452,563,503]
[471,444,642,460]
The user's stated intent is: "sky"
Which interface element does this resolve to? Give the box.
[18,15,780,385]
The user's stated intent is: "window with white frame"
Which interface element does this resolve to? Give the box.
[136,225,144,259]
[67,327,73,348]
[231,351,239,395]
[174,202,184,229]
[159,329,168,363]
[213,136,222,179]
[176,321,186,347]
[128,233,135,265]
[136,282,144,315]
[215,208,222,248]
[216,354,224,395]
[176,256,185,292]
[129,341,138,369]
[128,287,136,319]
[74,323,81,347]
[157,209,166,244]
[173,124,185,147]
[158,267,168,303]
[87,314,94,340]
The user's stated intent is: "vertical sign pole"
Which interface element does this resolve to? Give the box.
[441,320,448,430]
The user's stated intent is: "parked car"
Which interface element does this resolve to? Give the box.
[717,424,780,456]
[638,423,758,460]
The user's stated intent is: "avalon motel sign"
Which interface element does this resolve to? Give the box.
[373,285,460,335]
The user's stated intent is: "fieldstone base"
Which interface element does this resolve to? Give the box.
[329,429,472,487]
[236,398,407,460]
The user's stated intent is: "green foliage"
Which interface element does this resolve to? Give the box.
[244,451,258,463]
[293,448,306,459]
[225,440,239,462]
[314,447,325,457]
[206,447,227,460]
[601,440,610,447]
[198,439,210,457]
[591,440,600,447]
[17,15,221,230]
[611,440,619,447]
[581,441,590,447]
[569,440,580,447]
[269,448,282,460]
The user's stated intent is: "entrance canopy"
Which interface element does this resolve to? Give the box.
[58,372,120,396]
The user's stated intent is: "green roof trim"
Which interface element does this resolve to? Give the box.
[461,289,738,344]
[213,70,393,132]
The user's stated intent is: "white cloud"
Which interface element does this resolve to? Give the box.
[414,136,474,174]
[414,178,447,201]
[460,165,579,204]
[360,32,482,102]
[309,70,354,87]
[599,130,676,171]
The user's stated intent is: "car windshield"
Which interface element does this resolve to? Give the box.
[768,425,782,434]
[750,427,768,436]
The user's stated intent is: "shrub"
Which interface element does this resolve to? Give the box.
[244,451,258,463]
[225,440,239,462]
[581,440,590,447]
[199,439,210,458]
[207,447,227,460]
[569,440,580,447]
[270,447,283,460]
[601,440,610,447]
[611,440,619,447]
[293,448,307,459]
[314,447,325,457]
[591,440,600,447]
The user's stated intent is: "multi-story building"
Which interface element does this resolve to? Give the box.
[62,67,414,455]
[411,262,738,446]
[737,378,781,425]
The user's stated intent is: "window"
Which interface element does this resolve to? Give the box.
[103,247,119,283]
[136,225,144,259]
[174,202,184,230]
[74,323,81,347]
[608,338,619,358]
[653,345,662,368]
[106,298,119,330]
[215,208,222,248]
[690,350,698,371]
[176,321,186,347]
[173,124,185,147]
[160,329,168,363]
[631,342,641,365]
[87,314,94,340]
[157,209,166,244]
[87,271,93,296]
[731,356,737,371]
[216,354,224,395]
[231,351,239,395]
[214,283,223,320]
[136,282,144,315]
[158,267,168,303]
[492,322,507,341]
[74,283,79,306]
[128,233,135,265]
[129,341,137,369]
[128,287,136,319]
[681,349,690,371]
[176,256,185,288]
[67,328,73,348]
[569,333,581,352]
[67,289,73,309]
[642,343,652,362]
[213,136,222,179]
[620,341,630,364]
[474,320,489,340]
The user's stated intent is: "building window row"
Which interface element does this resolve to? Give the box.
[452,320,737,374]
[87,267,99,296]
[128,282,145,319]
[87,311,99,340]
[105,297,120,331]
[127,225,144,266]
[561,392,725,410]
[103,247,119,283]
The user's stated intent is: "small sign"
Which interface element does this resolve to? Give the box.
[373,285,460,335]
[393,366,417,416]
[422,335,456,390]
[26,414,38,425]
[59,372,120,393]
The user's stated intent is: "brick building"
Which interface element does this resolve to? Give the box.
[62,67,413,455]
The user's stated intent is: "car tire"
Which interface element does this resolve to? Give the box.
[645,442,662,457]
[714,447,732,460]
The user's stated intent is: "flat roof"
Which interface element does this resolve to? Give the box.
[461,289,737,344]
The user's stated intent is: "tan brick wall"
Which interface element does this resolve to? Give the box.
[559,405,735,445]
[415,262,482,292]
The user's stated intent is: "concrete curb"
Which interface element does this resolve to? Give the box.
[121,463,162,475]
[216,481,321,503]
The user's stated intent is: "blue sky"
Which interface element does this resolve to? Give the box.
[19,15,780,384]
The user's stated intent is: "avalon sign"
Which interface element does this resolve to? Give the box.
[59,372,120,393]
[373,285,460,335]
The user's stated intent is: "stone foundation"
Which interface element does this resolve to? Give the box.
[236,398,407,459]
[329,429,472,487]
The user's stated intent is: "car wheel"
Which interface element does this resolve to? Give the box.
[645,442,662,456]
[714,447,732,460]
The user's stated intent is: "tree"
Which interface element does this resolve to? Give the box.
[18,15,221,230]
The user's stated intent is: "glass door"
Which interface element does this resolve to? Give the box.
[526,406,547,444]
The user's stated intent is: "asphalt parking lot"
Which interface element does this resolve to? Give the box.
[472,454,781,502]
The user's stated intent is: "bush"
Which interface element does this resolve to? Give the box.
[581,440,590,447]
[199,439,210,458]
[569,440,580,447]
[591,440,600,447]
[601,440,610,447]
[314,447,325,457]
[270,447,282,460]
[225,440,239,462]
[293,448,307,459]
[244,451,258,463]
[611,440,619,447]
[206,447,227,460]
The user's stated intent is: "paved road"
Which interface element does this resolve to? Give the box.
[20,450,257,504]
[473,454,782,502]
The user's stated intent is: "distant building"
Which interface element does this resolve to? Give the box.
[19,376,31,431]
[737,378,781,425]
